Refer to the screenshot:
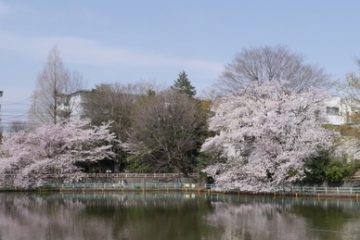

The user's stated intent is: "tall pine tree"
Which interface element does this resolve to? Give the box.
[172,71,196,97]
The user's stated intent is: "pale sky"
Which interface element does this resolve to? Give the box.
[1,0,360,126]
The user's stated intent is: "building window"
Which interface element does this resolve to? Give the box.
[326,107,339,115]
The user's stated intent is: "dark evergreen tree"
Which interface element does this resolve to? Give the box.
[172,71,196,97]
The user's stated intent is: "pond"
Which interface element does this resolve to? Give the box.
[0,192,359,240]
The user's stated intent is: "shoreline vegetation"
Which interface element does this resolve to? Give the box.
[2,47,360,193]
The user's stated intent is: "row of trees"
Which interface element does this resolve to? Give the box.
[81,80,208,174]
[2,48,209,182]
[2,45,360,190]
[203,46,360,191]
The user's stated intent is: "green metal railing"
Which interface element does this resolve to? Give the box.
[278,186,360,195]
[0,173,199,191]
[41,182,198,190]
[204,184,360,195]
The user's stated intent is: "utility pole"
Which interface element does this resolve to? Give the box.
[0,90,3,143]
[0,90,3,110]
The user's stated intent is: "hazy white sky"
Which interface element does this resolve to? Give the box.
[1,0,360,125]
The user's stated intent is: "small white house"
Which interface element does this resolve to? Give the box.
[57,90,90,120]
[323,96,360,125]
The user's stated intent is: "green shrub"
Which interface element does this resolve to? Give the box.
[302,149,359,185]
[325,161,358,184]
[195,152,221,172]
[302,149,330,184]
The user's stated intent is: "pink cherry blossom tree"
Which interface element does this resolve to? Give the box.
[202,81,336,192]
[0,119,117,188]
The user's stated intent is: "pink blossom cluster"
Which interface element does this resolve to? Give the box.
[202,81,336,192]
[0,119,117,188]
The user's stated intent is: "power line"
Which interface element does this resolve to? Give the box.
[1,96,32,105]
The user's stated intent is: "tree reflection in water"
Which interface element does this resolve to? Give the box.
[0,192,216,240]
[206,196,360,240]
[0,193,359,240]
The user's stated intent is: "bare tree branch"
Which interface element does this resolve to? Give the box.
[28,47,84,125]
[217,46,331,95]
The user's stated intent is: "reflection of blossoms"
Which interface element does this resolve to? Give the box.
[206,200,360,240]
[207,202,310,240]
[0,194,109,240]
[0,193,147,240]
[0,193,213,240]
[0,193,360,240]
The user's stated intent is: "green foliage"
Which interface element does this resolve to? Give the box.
[287,168,298,178]
[196,99,211,127]
[80,80,209,174]
[302,149,359,184]
[172,71,196,97]
[302,149,330,184]
[195,152,219,172]
[325,161,358,184]
[196,171,209,185]
[126,154,156,173]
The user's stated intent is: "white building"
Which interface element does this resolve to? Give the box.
[58,90,91,120]
[324,96,360,125]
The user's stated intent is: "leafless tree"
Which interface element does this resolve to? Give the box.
[125,90,206,175]
[342,60,360,100]
[82,83,154,141]
[81,83,157,172]
[217,46,330,94]
[29,47,83,125]
[338,60,360,124]
[8,121,27,133]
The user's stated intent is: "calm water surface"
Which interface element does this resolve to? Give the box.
[0,192,359,240]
